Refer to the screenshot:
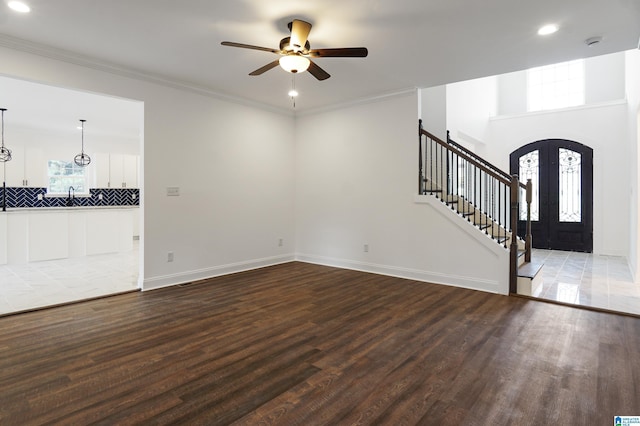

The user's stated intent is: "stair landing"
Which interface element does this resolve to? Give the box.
[517,260,544,297]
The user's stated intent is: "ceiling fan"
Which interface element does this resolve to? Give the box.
[221,19,368,81]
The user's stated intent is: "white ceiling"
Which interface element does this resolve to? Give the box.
[0,0,639,116]
[0,75,142,143]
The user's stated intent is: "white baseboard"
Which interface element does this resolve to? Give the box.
[142,254,295,291]
[295,253,504,294]
[142,251,506,295]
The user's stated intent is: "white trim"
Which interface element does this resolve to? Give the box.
[490,98,627,121]
[413,194,511,258]
[455,130,486,147]
[142,254,295,291]
[295,253,502,294]
[295,87,418,117]
[0,34,417,118]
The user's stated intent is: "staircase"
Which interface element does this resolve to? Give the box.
[418,121,540,295]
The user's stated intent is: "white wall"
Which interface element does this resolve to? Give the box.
[295,92,509,294]
[0,45,296,289]
[585,52,626,104]
[446,76,497,149]
[486,103,630,256]
[420,86,447,140]
[497,51,626,116]
[626,49,640,281]
[437,50,633,257]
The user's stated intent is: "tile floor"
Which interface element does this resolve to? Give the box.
[0,241,139,315]
[532,249,640,316]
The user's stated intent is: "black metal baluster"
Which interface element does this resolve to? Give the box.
[498,181,509,248]
[446,146,450,200]
[480,173,487,230]
[455,153,459,210]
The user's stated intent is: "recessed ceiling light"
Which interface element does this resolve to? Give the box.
[8,1,30,13]
[288,89,299,97]
[538,24,558,36]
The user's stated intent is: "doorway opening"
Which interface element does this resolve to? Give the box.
[510,139,593,252]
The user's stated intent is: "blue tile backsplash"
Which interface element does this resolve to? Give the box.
[1,187,139,208]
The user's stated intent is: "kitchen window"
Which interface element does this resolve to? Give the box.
[47,160,88,194]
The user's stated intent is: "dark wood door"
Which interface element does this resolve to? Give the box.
[510,139,593,252]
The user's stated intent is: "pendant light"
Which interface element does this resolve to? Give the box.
[0,108,12,163]
[74,119,91,167]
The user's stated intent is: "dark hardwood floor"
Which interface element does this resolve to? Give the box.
[0,262,638,425]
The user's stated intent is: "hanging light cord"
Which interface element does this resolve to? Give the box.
[291,75,296,108]
[80,120,85,153]
[1,108,5,149]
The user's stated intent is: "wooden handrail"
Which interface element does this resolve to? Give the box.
[446,131,512,181]
[419,121,533,295]
[420,128,510,186]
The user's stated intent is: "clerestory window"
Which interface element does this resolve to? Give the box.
[527,59,585,112]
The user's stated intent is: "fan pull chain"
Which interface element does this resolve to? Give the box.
[290,74,297,108]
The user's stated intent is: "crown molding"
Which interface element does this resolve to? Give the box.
[295,87,418,117]
[0,33,294,117]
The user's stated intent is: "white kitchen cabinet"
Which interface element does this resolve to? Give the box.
[109,153,124,187]
[1,207,138,265]
[94,153,138,188]
[4,146,47,188]
[122,155,138,188]
[29,211,69,261]
[94,153,111,188]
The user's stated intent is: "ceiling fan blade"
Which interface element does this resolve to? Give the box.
[289,19,312,51]
[221,41,278,54]
[307,60,330,81]
[308,47,368,58]
[249,60,281,76]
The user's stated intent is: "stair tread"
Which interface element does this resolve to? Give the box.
[518,260,544,279]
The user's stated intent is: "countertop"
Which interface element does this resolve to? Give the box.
[1,206,139,213]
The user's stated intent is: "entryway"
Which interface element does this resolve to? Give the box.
[510,139,593,252]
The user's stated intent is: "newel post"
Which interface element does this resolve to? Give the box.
[525,178,532,262]
[509,175,520,294]
[418,119,423,195]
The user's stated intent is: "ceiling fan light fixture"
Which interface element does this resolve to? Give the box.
[279,55,310,73]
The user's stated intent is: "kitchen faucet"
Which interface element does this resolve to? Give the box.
[67,186,75,207]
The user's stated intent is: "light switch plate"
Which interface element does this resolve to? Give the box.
[167,187,180,196]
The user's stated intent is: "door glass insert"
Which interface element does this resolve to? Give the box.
[559,148,581,222]
[518,150,539,221]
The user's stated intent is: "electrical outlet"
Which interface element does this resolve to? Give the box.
[278,238,283,247]
[364,244,369,253]
[167,251,174,262]
[98,193,103,200]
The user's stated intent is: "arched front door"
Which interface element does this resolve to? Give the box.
[510,139,593,252]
